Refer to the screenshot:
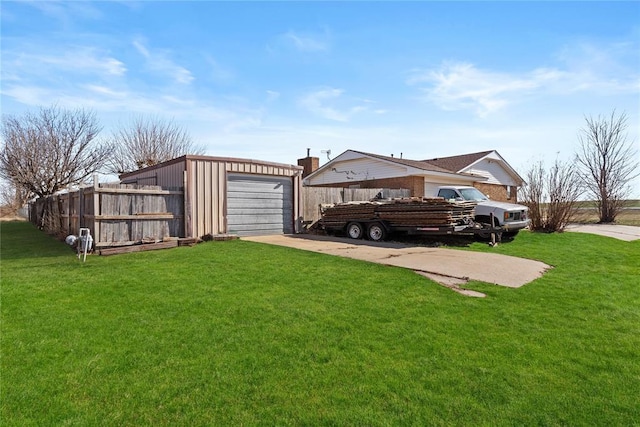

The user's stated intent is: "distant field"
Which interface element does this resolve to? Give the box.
[571,201,640,226]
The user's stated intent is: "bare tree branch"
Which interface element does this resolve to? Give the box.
[0,180,30,218]
[576,110,639,223]
[519,158,583,232]
[1,105,109,198]
[105,116,203,174]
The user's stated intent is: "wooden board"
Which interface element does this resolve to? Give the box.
[98,240,178,256]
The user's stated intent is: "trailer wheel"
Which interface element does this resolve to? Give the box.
[346,222,364,239]
[367,223,386,242]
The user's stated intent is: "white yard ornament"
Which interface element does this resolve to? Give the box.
[66,228,93,262]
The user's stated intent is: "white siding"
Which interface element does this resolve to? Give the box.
[462,159,519,186]
[306,158,408,185]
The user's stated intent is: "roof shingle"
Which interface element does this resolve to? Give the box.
[421,150,494,172]
[351,150,458,174]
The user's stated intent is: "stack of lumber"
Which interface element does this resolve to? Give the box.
[320,201,379,228]
[376,198,476,227]
[320,198,476,228]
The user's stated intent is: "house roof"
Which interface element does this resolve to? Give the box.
[119,154,302,179]
[351,150,460,175]
[303,149,481,185]
[422,150,525,185]
[304,148,526,187]
[422,150,494,173]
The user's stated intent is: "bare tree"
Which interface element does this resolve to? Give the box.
[1,105,109,196]
[1,106,109,229]
[519,158,583,232]
[0,180,30,219]
[576,111,639,223]
[106,116,203,174]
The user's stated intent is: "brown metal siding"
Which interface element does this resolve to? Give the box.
[119,159,187,188]
[188,159,226,238]
[120,155,303,239]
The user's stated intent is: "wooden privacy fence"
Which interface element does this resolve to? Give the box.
[30,179,184,248]
[301,187,410,224]
[30,181,408,246]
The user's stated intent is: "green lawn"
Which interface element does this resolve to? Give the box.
[2,222,639,426]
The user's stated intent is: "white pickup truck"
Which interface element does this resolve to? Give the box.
[436,186,530,236]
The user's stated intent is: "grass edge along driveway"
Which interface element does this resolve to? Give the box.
[242,234,551,288]
[1,221,639,426]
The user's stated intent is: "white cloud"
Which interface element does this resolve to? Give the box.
[299,87,368,122]
[204,55,235,84]
[268,29,331,54]
[83,84,128,98]
[132,38,194,85]
[1,85,54,107]
[408,62,548,117]
[26,1,104,25]
[408,39,640,118]
[283,30,328,52]
[266,90,280,101]
[4,46,126,77]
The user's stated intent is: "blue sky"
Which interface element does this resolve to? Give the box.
[1,1,639,192]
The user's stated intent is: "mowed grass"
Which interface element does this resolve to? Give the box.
[1,222,639,426]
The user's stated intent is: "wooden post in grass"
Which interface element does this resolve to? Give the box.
[490,213,498,247]
[93,174,100,247]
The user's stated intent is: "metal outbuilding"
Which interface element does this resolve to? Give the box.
[119,155,304,238]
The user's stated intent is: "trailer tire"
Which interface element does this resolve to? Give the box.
[346,222,364,239]
[367,223,386,242]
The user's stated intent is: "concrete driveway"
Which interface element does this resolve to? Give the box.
[242,234,551,290]
[565,224,640,241]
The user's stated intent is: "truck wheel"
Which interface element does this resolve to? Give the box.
[367,223,386,242]
[346,222,364,239]
[475,215,500,227]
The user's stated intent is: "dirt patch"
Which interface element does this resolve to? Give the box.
[0,216,27,222]
[415,271,486,298]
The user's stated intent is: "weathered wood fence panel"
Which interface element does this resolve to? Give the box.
[30,181,184,247]
[301,187,410,224]
[96,184,184,246]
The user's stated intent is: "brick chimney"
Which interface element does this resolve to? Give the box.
[297,148,319,178]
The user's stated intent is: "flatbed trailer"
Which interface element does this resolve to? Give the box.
[319,198,503,242]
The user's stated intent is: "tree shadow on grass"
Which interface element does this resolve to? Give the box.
[0,221,74,261]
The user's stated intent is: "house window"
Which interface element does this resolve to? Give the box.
[506,185,512,199]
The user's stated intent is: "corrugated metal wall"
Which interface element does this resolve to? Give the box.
[227,174,294,236]
[120,155,303,239]
[188,158,226,237]
[120,158,187,187]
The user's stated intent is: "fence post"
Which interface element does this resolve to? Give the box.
[93,174,100,245]
[68,184,73,235]
[183,170,189,238]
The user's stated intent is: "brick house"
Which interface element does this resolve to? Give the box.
[301,149,525,202]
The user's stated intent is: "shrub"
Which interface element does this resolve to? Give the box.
[519,158,583,232]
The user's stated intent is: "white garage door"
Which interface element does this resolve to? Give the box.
[227,174,293,236]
